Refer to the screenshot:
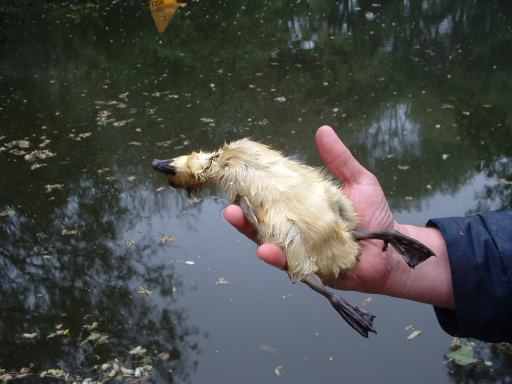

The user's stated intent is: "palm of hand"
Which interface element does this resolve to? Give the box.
[336,176,399,293]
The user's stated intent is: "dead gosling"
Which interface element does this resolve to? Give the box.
[152,138,434,337]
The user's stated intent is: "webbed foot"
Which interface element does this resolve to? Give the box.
[353,229,435,268]
[302,274,376,337]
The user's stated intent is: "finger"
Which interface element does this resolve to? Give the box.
[315,125,369,184]
[223,205,258,240]
[256,243,287,270]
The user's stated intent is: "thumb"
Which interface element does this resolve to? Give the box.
[315,125,368,184]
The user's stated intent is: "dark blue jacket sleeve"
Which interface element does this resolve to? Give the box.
[427,210,512,343]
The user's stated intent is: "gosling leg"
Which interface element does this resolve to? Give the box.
[236,196,376,337]
[353,229,435,268]
[302,274,376,338]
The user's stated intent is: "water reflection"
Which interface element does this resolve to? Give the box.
[0,173,201,382]
[0,0,512,383]
[357,102,421,162]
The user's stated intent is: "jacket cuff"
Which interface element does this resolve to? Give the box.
[427,213,512,342]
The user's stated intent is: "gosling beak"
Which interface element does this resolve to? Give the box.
[152,159,176,175]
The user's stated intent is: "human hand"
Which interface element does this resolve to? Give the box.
[224,125,398,292]
[224,126,453,307]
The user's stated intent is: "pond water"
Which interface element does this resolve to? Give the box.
[1,1,512,383]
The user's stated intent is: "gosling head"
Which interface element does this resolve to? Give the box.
[152,151,219,189]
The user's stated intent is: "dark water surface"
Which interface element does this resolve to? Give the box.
[1,1,512,382]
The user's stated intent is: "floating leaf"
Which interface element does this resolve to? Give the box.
[24,149,56,162]
[407,330,422,340]
[40,369,65,378]
[446,344,478,366]
[160,235,176,244]
[361,297,372,306]
[112,119,133,127]
[47,328,70,339]
[0,207,15,217]
[68,132,92,141]
[158,352,171,361]
[6,140,31,149]
[30,163,47,171]
[121,367,134,376]
[97,168,110,174]
[150,0,186,33]
[365,11,376,20]
[83,331,109,345]
[0,374,14,382]
[62,228,78,236]
[9,148,27,156]
[137,287,152,296]
[45,184,64,193]
[22,332,38,339]
[216,277,230,285]
[156,140,175,147]
[83,321,98,331]
[129,346,147,356]
[259,344,277,354]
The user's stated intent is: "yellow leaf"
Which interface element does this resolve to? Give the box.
[149,0,186,33]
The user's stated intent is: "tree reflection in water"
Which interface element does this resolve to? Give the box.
[0,175,201,382]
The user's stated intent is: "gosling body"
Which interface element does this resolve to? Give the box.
[152,138,434,337]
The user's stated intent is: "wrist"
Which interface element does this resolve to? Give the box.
[382,223,454,309]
